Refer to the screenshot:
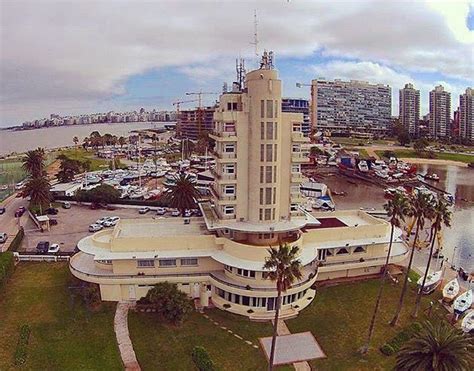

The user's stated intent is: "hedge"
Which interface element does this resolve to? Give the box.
[9,227,24,252]
[192,346,214,371]
[380,322,423,356]
[0,251,15,289]
[14,324,31,366]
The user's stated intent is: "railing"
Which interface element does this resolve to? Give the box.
[291,152,309,162]
[210,168,236,181]
[14,253,71,262]
[319,249,407,267]
[210,130,237,138]
[210,185,236,201]
[210,149,237,160]
[291,172,304,183]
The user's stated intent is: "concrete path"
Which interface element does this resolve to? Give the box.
[274,319,312,370]
[114,302,141,371]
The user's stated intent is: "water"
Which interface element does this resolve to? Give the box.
[0,122,170,156]
[325,164,474,273]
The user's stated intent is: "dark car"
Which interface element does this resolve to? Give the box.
[46,208,58,215]
[0,207,6,215]
[14,206,26,217]
[49,218,58,226]
[36,241,49,254]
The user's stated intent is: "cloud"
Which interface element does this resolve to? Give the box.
[0,0,473,125]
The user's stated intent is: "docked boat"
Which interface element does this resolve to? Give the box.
[357,160,369,172]
[453,290,473,316]
[461,309,474,333]
[424,173,440,181]
[442,278,460,302]
[416,271,442,294]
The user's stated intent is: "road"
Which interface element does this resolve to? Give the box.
[0,193,29,252]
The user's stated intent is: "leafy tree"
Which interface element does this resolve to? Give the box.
[162,173,200,216]
[22,148,46,178]
[118,136,127,148]
[413,199,451,317]
[144,282,193,325]
[361,191,410,353]
[76,184,120,205]
[390,192,435,326]
[24,176,51,214]
[56,156,82,183]
[396,321,474,370]
[263,243,303,371]
[414,138,429,154]
[398,129,411,146]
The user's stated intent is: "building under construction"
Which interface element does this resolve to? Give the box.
[176,106,217,140]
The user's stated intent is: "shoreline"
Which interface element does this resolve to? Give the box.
[399,157,469,168]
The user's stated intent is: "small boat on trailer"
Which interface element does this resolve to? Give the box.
[461,309,474,333]
[442,278,460,302]
[453,290,473,317]
[416,271,442,294]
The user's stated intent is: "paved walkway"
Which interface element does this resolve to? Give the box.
[274,319,312,371]
[114,302,141,371]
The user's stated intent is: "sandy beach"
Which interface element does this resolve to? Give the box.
[399,157,469,168]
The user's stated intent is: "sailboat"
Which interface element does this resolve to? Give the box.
[442,278,460,302]
[416,271,442,294]
[461,309,474,333]
[453,290,473,316]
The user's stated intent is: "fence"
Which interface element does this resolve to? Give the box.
[13,253,71,262]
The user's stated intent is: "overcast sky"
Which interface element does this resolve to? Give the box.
[1,0,473,127]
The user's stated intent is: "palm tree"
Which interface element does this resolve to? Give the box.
[263,243,303,371]
[162,173,200,216]
[82,137,89,150]
[361,191,409,353]
[24,176,51,214]
[413,198,451,317]
[390,191,435,326]
[396,321,474,370]
[22,148,46,178]
[118,136,126,148]
[73,136,79,147]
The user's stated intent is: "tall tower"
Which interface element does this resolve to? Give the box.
[459,88,473,142]
[399,83,420,137]
[429,85,451,139]
[207,52,313,245]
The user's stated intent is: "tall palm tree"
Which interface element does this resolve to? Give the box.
[263,243,303,371]
[24,176,51,214]
[396,320,474,370]
[162,173,200,216]
[413,198,452,317]
[390,191,435,326]
[361,191,409,353]
[22,148,46,178]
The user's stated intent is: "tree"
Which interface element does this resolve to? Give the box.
[73,136,79,147]
[22,148,46,178]
[263,243,303,371]
[361,191,409,353]
[82,137,90,150]
[162,173,200,216]
[56,156,82,183]
[390,191,435,326]
[144,282,193,325]
[414,138,429,154]
[396,321,474,370]
[24,176,51,214]
[398,129,411,146]
[76,184,120,205]
[413,199,451,317]
[118,136,127,148]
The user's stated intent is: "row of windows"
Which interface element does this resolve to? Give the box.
[260,144,278,162]
[259,187,276,205]
[259,165,277,183]
[216,287,307,307]
[317,246,367,260]
[136,258,198,268]
[260,100,279,119]
[260,122,278,140]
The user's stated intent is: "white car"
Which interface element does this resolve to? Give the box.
[139,207,150,214]
[156,207,166,216]
[170,209,180,217]
[96,217,109,225]
[89,223,103,232]
[0,232,7,244]
[103,216,120,227]
[48,243,60,254]
[184,209,192,217]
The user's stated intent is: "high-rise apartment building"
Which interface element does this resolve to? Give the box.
[177,106,216,140]
[459,88,473,142]
[399,83,420,137]
[429,85,451,139]
[281,98,311,137]
[310,79,391,134]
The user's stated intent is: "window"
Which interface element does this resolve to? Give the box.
[224,122,235,132]
[237,269,256,278]
[274,144,277,161]
[223,164,235,174]
[260,144,265,161]
[273,188,276,203]
[274,122,278,139]
[181,258,198,266]
[292,164,301,173]
[260,188,264,204]
[227,102,232,111]
[97,259,112,264]
[274,166,277,182]
[292,144,301,153]
[336,248,349,255]
[225,265,233,273]
[353,246,366,253]
[264,208,272,220]
[159,259,176,267]
[242,296,250,306]
[261,100,265,118]
[260,166,264,183]
[260,122,265,139]
[265,187,272,205]
[224,143,235,153]
[266,100,273,118]
[137,259,155,268]
[224,185,235,195]
[290,204,298,212]
[266,144,273,162]
[274,101,278,118]
[232,102,238,110]
[223,205,235,215]
[266,122,273,140]
[265,166,272,183]
[292,123,301,132]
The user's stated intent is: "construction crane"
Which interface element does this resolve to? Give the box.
[185,91,219,137]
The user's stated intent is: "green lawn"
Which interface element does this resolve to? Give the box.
[58,148,110,171]
[0,263,122,370]
[332,137,394,146]
[376,149,474,164]
[286,278,445,370]
[345,147,370,158]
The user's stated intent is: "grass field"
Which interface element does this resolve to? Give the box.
[376,149,474,164]
[332,137,394,146]
[0,263,121,370]
[345,147,370,158]
[59,148,110,171]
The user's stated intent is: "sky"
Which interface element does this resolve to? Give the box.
[0,0,473,127]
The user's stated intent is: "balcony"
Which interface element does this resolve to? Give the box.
[211,149,237,160]
[290,192,305,203]
[210,184,237,202]
[210,130,237,141]
[291,172,305,183]
[291,152,309,163]
[291,131,308,142]
[210,168,237,181]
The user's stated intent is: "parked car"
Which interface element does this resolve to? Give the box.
[171,209,180,217]
[139,207,150,214]
[48,243,60,255]
[194,209,203,217]
[156,207,166,215]
[14,206,26,217]
[46,207,58,215]
[184,209,192,217]
[62,202,71,209]
[49,218,58,226]
[103,216,120,227]
[36,241,49,254]
[0,233,7,244]
[95,217,109,225]
[89,223,103,232]
[0,207,6,215]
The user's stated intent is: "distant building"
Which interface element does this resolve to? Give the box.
[452,108,460,138]
[429,85,451,139]
[310,79,391,135]
[459,88,473,142]
[399,83,420,137]
[281,98,310,137]
[177,106,216,140]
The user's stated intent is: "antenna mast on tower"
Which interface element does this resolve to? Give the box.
[250,9,259,63]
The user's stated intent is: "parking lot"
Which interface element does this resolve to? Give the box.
[21,204,184,254]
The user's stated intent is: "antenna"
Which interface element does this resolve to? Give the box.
[250,9,259,62]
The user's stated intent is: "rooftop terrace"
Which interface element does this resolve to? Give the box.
[114,218,212,239]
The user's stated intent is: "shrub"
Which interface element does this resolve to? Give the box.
[192,346,214,371]
[380,343,395,356]
[76,184,120,205]
[9,227,24,252]
[223,303,231,309]
[14,324,31,366]
[0,251,15,289]
[380,322,422,356]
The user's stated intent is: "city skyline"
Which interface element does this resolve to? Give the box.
[1,0,473,127]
